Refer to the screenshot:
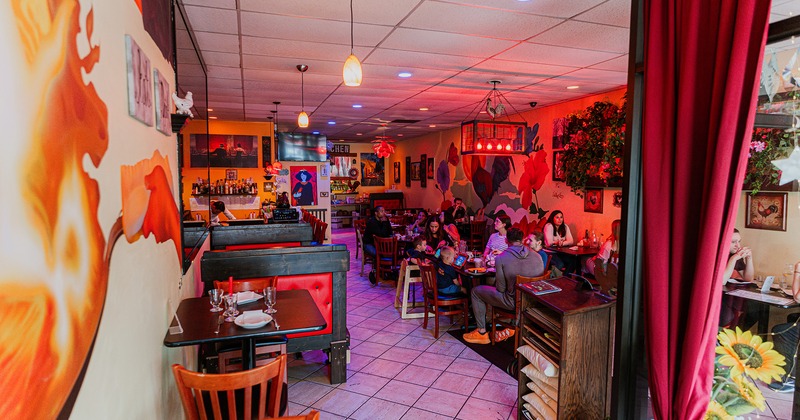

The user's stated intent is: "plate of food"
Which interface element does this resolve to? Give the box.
[235,311,273,329]
[467,267,487,274]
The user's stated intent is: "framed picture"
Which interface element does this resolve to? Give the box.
[360,153,385,186]
[290,166,317,206]
[552,117,568,149]
[745,192,788,231]
[411,162,421,181]
[261,136,272,167]
[584,188,603,213]
[393,162,401,183]
[320,163,330,177]
[125,35,154,126]
[552,150,565,181]
[427,158,434,179]
[420,154,427,187]
[405,156,411,187]
[153,68,171,135]
[225,169,238,180]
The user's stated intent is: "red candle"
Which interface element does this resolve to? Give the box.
[228,276,234,294]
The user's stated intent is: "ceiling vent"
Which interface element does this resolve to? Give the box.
[391,119,420,124]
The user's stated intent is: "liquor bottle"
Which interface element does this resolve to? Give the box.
[591,230,598,248]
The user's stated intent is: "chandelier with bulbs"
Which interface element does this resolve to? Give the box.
[460,80,527,155]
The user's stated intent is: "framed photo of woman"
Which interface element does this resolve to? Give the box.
[290,166,317,206]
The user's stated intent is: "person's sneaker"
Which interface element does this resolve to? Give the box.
[769,377,795,393]
[368,271,377,285]
[463,329,490,344]
[494,328,515,342]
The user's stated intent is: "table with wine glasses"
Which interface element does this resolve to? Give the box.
[723,282,799,335]
[164,289,326,370]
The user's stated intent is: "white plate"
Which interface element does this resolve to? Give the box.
[236,291,263,305]
[234,311,273,329]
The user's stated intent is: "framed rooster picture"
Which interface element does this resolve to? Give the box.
[746,192,787,231]
[584,188,603,213]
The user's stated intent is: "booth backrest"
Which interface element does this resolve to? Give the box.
[210,223,313,250]
[225,242,301,251]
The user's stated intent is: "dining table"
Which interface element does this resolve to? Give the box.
[723,283,799,335]
[164,289,326,370]
[546,245,598,257]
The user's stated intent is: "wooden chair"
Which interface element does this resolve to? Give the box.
[468,220,487,251]
[278,412,320,420]
[212,277,285,374]
[389,215,405,226]
[490,273,550,348]
[355,225,374,276]
[353,219,366,258]
[172,354,287,419]
[594,260,619,293]
[419,263,469,338]
[374,236,399,283]
[394,259,424,319]
[313,221,328,244]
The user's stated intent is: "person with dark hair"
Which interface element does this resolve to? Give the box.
[406,235,429,265]
[292,170,315,206]
[424,217,446,251]
[543,210,576,274]
[525,231,549,267]
[210,200,235,226]
[464,228,544,344]
[484,215,511,257]
[364,206,392,284]
[444,197,467,226]
[410,210,429,234]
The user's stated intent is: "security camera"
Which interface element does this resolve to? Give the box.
[529,101,538,108]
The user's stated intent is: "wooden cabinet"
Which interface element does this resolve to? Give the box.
[516,277,616,420]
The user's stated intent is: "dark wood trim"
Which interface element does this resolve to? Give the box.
[768,14,800,44]
[209,223,314,250]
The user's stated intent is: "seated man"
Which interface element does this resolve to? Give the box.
[209,200,236,226]
[463,228,544,344]
[363,206,393,284]
[770,260,800,393]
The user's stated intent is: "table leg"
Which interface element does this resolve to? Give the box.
[757,303,770,336]
[241,338,256,370]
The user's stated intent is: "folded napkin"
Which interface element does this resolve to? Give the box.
[241,310,265,323]
[568,246,579,251]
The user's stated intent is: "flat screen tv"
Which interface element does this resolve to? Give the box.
[276,132,328,162]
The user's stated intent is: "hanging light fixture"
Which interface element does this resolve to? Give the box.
[372,135,395,158]
[342,0,362,86]
[460,80,528,156]
[296,65,309,127]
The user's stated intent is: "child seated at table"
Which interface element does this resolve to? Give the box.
[406,235,429,265]
[436,247,465,295]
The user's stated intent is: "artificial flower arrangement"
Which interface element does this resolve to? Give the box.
[705,327,786,419]
[559,99,626,197]
[744,128,793,194]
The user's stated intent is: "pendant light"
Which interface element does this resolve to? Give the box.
[342,0,362,86]
[296,65,309,128]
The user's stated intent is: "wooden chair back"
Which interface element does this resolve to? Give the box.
[354,218,366,234]
[468,220,487,250]
[213,277,278,293]
[172,354,286,420]
[389,215,405,226]
[419,263,468,338]
[374,236,398,281]
[313,221,328,244]
[419,262,438,299]
[595,261,619,292]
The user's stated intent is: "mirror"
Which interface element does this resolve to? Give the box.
[174,0,210,273]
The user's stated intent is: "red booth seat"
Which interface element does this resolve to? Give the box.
[246,273,332,338]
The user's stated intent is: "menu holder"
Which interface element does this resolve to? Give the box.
[528,281,562,295]
[168,298,184,335]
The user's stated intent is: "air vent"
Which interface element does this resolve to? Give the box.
[391,119,420,124]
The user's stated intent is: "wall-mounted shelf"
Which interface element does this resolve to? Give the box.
[192,193,259,197]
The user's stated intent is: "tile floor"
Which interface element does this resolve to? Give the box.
[287,229,519,420]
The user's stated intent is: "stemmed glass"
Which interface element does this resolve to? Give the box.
[208,289,224,312]
[224,293,239,322]
[263,287,277,314]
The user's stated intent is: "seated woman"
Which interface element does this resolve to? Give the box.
[543,210,575,274]
[719,229,757,329]
[770,260,800,393]
[584,219,621,276]
[484,215,511,257]
[424,217,447,252]
[410,210,429,234]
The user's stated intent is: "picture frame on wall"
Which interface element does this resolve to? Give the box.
[420,154,427,187]
[552,150,565,181]
[226,169,238,180]
[584,188,603,213]
[411,162,421,181]
[745,192,788,231]
[393,162,401,183]
[405,156,411,187]
[427,158,434,179]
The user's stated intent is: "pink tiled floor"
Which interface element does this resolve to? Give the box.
[287,229,518,420]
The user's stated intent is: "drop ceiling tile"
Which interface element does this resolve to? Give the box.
[242,55,344,76]
[435,0,606,19]
[240,0,420,26]
[241,37,370,62]
[243,68,343,87]
[380,28,517,57]
[207,77,243,90]
[240,12,393,46]
[194,32,241,53]
[589,54,629,72]
[359,63,461,83]
[178,63,206,78]
[445,71,545,90]
[207,65,243,80]
[182,0,236,8]
[203,51,241,67]
[530,20,629,54]
[365,48,482,71]
[496,42,620,68]
[402,2,563,40]
[551,67,628,85]
[574,0,631,27]
[176,31,194,50]
[184,5,239,35]
[472,58,578,76]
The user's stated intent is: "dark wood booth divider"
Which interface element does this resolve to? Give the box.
[201,244,349,384]
[210,223,314,250]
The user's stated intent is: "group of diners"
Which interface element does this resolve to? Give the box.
[359,200,624,344]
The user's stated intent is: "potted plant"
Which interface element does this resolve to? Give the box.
[744,127,794,194]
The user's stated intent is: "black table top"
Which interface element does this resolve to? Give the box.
[546,245,598,256]
[164,289,326,347]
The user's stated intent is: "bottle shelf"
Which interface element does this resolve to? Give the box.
[192,193,259,196]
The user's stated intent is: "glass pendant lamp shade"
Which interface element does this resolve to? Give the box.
[298,111,309,128]
[343,54,362,86]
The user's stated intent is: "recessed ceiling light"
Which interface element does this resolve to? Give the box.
[339,139,345,142]
[312,131,320,134]
[419,107,429,111]
[479,110,487,114]
[356,133,363,136]
[209,116,218,119]
[567,85,580,90]
[429,124,436,128]
[207,108,214,112]
[328,121,336,125]
[352,104,363,108]
[398,72,413,78]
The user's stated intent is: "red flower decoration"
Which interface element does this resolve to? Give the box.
[518,149,549,208]
[447,142,459,166]
[372,140,395,158]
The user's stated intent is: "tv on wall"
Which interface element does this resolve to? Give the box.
[276,132,328,162]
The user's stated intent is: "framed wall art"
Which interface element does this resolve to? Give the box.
[360,153,385,186]
[584,188,603,213]
[225,169,238,180]
[411,162,421,181]
[552,150,565,181]
[427,158,434,179]
[420,154,427,187]
[290,166,317,206]
[405,156,411,187]
[745,192,787,231]
[393,162,401,183]
[190,134,259,168]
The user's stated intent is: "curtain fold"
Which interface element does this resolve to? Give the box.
[641,0,771,418]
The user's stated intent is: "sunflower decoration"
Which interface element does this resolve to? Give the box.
[705,327,784,418]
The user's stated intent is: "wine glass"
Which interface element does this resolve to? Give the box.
[208,289,224,312]
[224,293,239,322]
[263,287,277,314]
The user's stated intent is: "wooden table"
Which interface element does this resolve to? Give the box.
[546,245,598,256]
[456,262,495,289]
[723,283,799,335]
[164,289,326,370]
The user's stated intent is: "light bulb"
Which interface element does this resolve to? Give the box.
[505,143,512,151]
[487,143,494,151]
[298,111,309,128]
[476,142,483,150]
[343,54,362,86]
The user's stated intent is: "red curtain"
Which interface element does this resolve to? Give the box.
[641,1,770,418]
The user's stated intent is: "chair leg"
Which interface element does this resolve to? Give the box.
[361,254,365,276]
[490,307,496,346]
[394,273,404,308]
[423,300,429,330]
[434,310,440,339]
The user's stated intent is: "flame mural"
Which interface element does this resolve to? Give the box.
[0,0,181,417]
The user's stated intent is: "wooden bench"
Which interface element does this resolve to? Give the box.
[210,223,314,251]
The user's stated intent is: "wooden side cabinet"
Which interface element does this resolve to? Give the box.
[516,277,616,420]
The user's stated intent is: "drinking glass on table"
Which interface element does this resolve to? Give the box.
[209,288,225,312]
[263,286,277,314]
[783,264,794,290]
[224,293,239,322]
